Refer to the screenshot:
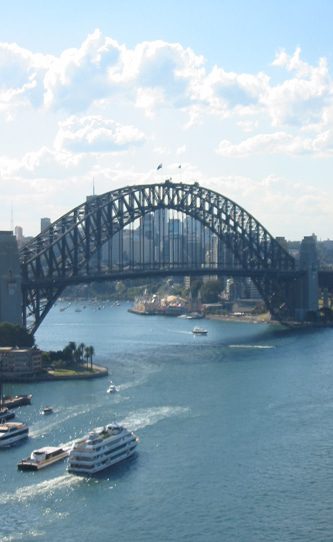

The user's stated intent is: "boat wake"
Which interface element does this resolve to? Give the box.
[29,403,103,438]
[228,344,275,349]
[0,527,46,541]
[121,405,190,432]
[0,474,82,505]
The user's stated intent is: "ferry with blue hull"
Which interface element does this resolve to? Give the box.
[0,422,29,447]
[0,407,15,422]
[67,423,138,475]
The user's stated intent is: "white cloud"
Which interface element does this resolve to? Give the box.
[216,129,333,157]
[0,32,332,136]
[0,146,84,179]
[54,115,145,152]
[135,87,166,116]
[0,41,53,114]
[263,48,331,127]
[1,32,333,238]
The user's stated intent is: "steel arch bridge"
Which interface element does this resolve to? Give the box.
[20,180,301,333]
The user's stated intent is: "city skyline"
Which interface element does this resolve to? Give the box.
[1,0,332,240]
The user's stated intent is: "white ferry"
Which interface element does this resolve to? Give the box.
[18,445,70,471]
[0,422,29,447]
[67,423,139,475]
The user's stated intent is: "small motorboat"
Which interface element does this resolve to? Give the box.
[107,381,117,394]
[192,327,208,335]
[42,406,54,415]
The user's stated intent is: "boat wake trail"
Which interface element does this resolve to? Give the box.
[228,344,275,349]
[0,474,82,505]
[29,404,102,438]
[121,406,190,432]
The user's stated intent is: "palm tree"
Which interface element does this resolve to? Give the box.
[88,346,95,370]
[68,341,76,363]
[77,343,85,365]
[84,347,90,369]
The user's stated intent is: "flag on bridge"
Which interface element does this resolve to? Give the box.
[157,163,162,170]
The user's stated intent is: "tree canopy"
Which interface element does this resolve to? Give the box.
[0,322,35,347]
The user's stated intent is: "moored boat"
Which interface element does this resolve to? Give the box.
[0,407,15,422]
[0,422,29,447]
[2,394,32,409]
[18,445,70,470]
[67,423,139,475]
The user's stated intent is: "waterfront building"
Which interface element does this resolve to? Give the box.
[0,347,43,378]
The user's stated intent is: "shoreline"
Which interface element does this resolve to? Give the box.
[0,363,109,383]
[205,313,333,328]
[205,313,273,324]
[129,308,333,328]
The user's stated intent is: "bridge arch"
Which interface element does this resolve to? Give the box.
[20,181,298,332]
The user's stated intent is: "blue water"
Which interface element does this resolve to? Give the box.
[1,302,333,542]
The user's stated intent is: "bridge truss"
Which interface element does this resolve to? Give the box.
[20,181,300,333]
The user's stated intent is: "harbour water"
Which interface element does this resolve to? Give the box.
[1,302,333,541]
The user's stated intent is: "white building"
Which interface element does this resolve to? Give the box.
[0,347,43,377]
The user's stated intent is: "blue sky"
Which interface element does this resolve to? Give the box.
[0,0,332,239]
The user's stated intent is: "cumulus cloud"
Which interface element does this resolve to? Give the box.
[44,30,123,112]
[0,31,332,134]
[263,47,331,127]
[0,42,52,117]
[1,31,333,237]
[0,146,84,179]
[54,115,145,152]
[42,32,207,113]
[195,65,268,114]
[216,129,333,157]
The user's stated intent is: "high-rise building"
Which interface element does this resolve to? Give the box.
[14,226,24,248]
[41,217,51,232]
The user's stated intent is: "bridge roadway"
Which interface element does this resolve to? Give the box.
[22,266,305,289]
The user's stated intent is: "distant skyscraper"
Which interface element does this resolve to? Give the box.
[15,225,24,247]
[41,217,51,232]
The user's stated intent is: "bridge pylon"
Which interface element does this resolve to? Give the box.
[293,236,319,322]
[0,231,23,326]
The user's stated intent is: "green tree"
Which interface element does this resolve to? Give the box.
[190,279,203,300]
[200,280,222,303]
[0,322,35,347]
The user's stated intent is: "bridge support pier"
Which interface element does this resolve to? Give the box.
[293,236,319,322]
[0,231,23,326]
